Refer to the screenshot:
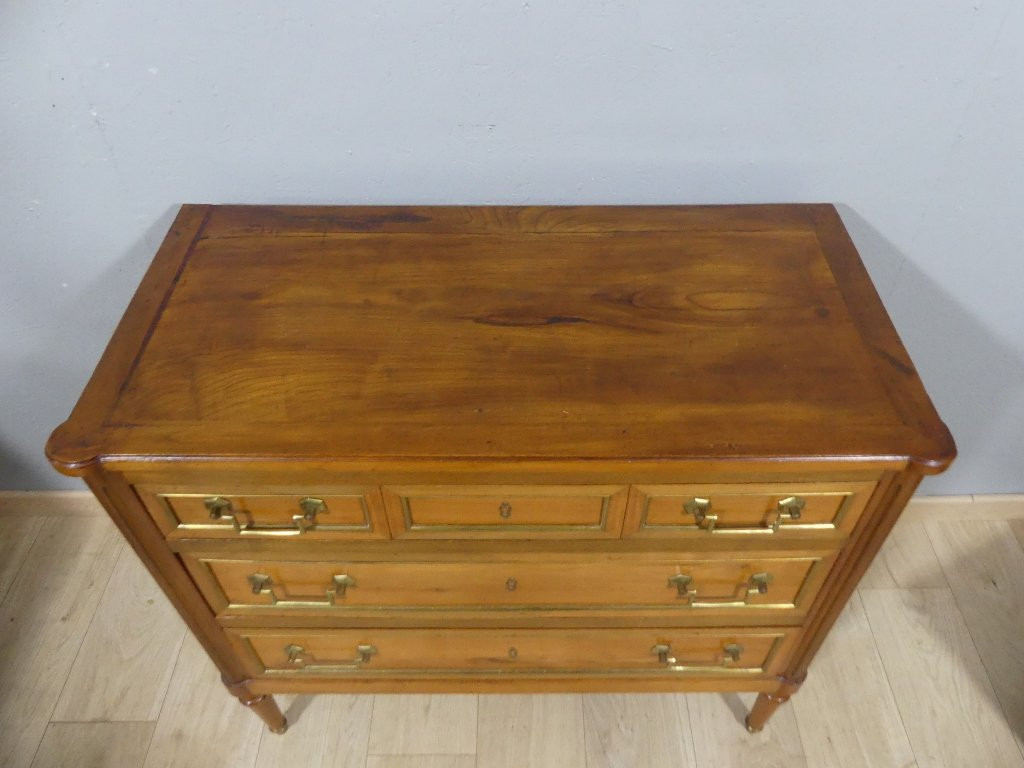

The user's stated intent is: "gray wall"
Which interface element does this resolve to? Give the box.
[3,2,1022,494]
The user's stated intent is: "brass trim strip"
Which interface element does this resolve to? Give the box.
[400,495,611,532]
[639,491,853,533]
[159,493,374,533]
[200,556,825,615]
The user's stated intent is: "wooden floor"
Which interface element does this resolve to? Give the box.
[1,493,1023,768]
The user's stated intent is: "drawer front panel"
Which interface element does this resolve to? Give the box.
[137,488,390,540]
[233,627,797,677]
[623,481,876,539]
[188,555,833,617]
[382,485,629,538]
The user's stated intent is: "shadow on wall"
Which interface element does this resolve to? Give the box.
[838,206,1024,495]
[0,206,180,490]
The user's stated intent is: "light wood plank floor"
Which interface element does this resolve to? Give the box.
[1,493,1022,768]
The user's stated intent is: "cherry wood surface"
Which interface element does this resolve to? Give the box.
[47,204,953,473]
[45,205,955,736]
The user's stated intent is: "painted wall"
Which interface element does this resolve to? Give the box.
[2,2,1021,493]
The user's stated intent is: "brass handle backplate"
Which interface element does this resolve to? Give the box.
[285,643,377,671]
[499,501,513,519]
[651,642,744,671]
[203,496,327,536]
[246,573,356,607]
[683,496,807,535]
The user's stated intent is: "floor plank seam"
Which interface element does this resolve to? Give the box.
[25,528,124,768]
[48,541,128,724]
[138,634,190,768]
[855,589,919,766]
[924,522,1024,765]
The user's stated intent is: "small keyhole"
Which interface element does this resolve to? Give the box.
[506,577,517,591]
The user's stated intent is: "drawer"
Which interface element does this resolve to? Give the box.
[382,485,629,538]
[232,627,798,677]
[623,481,876,539]
[136,487,390,540]
[188,554,834,618]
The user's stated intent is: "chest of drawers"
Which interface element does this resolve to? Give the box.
[47,204,954,734]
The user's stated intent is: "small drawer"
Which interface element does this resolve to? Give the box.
[136,487,390,540]
[232,626,798,677]
[623,481,876,539]
[382,485,629,538]
[187,554,833,619]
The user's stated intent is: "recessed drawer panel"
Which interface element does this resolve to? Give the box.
[187,554,834,619]
[232,627,798,677]
[382,485,629,538]
[137,488,390,540]
[623,481,876,539]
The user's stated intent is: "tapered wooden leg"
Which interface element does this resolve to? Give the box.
[223,676,288,734]
[745,674,805,733]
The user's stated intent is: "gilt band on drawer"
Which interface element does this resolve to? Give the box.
[47,204,955,734]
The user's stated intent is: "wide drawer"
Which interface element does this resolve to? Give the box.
[382,485,629,538]
[623,481,876,539]
[136,487,390,540]
[231,626,798,677]
[187,554,834,618]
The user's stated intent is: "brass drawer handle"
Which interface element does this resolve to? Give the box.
[651,642,744,670]
[203,496,327,536]
[499,501,513,519]
[667,573,696,599]
[683,496,807,535]
[285,643,377,671]
[246,573,356,606]
[667,572,773,607]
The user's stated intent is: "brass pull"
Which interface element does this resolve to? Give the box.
[651,642,744,670]
[202,496,328,536]
[684,497,717,532]
[205,496,242,533]
[748,572,772,596]
[667,571,772,607]
[772,496,805,532]
[667,573,696,599]
[246,573,355,607]
[506,577,518,591]
[248,572,272,595]
[499,501,513,519]
[684,495,808,535]
[285,643,377,671]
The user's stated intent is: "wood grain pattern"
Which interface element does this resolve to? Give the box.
[0,516,44,604]
[47,205,953,471]
[789,593,915,767]
[367,695,477,756]
[29,722,154,768]
[365,758,476,768]
[858,520,947,590]
[1011,518,1024,550]
[926,520,1024,751]
[583,694,695,768]
[861,588,1024,768]
[253,694,372,768]
[143,635,264,768]
[0,517,121,768]
[53,547,185,721]
[477,695,585,768]
[687,692,806,768]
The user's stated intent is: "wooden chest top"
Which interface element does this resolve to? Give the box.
[47,204,954,473]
